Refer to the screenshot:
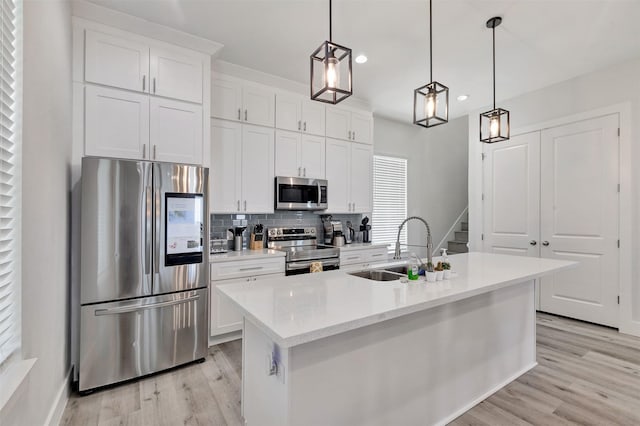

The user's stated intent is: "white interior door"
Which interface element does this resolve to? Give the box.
[483,132,541,257]
[539,114,619,327]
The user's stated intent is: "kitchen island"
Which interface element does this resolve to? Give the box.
[218,252,574,426]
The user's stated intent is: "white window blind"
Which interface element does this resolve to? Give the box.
[372,155,407,250]
[0,0,18,366]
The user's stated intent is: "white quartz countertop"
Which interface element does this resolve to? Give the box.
[337,243,389,252]
[218,252,575,348]
[209,249,285,263]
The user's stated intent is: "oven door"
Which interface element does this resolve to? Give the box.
[275,176,328,211]
[286,257,340,275]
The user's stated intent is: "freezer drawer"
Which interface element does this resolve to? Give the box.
[79,288,207,392]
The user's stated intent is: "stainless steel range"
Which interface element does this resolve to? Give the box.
[267,227,340,275]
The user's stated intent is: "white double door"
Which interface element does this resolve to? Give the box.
[483,114,619,327]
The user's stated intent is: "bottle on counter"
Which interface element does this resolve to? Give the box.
[441,248,452,279]
[408,253,420,281]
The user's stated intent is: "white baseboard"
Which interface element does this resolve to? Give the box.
[435,362,538,426]
[45,368,71,426]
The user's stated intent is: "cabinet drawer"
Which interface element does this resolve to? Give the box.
[210,257,285,280]
[365,248,389,263]
[340,251,366,265]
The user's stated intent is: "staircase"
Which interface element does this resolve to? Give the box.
[447,220,469,254]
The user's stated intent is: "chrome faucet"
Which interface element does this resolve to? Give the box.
[393,216,433,268]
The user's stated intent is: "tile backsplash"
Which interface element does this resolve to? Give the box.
[210,211,364,247]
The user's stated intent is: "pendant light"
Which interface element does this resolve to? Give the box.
[310,0,352,104]
[413,0,449,128]
[480,16,510,143]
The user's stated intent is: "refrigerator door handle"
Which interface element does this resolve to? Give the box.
[144,185,152,275]
[93,294,201,316]
[154,187,161,275]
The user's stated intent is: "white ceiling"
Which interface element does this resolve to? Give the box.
[85,0,640,123]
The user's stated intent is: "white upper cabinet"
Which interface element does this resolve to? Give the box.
[85,30,204,104]
[275,93,302,132]
[85,30,149,93]
[325,138,372,213]
[85,85,149,160]
[149,47,203,104]
[150,97,203,164]
[275,93,326,136]
[326,107,373,144]
[210,120,274,214]
[212,76,275,127]
[275,131,325,179]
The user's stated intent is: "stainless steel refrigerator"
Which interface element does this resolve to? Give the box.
[79,157,209,392]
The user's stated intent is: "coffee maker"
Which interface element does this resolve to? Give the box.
[360,216,371,243]
[330,221,345,247]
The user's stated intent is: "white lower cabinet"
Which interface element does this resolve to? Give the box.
[325,138,372,213]
[210,257,285,338]
[340,246,389,272]
[210,119,274,213]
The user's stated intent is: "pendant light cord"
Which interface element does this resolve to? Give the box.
[429,0,433,82]
[492,24,496,110]
[329,0,332,42]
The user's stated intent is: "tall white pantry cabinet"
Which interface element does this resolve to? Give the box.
[72,19,212,166]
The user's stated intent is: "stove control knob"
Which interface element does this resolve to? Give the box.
[277,230,282,235]
[310,229,315,234]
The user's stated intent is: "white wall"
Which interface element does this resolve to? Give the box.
[467,57,640,335]
[374,115,468,257]
[17,1,73,424]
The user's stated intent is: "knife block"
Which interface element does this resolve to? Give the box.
[250,232,264,250]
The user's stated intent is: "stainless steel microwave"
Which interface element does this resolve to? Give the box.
[275,176,328,211]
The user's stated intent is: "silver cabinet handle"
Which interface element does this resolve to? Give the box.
[348,202,351,211]
[530,240,537,246]
[95,294,200,316]
[153,144,157,160]
[352,201,355,211]
[142,144,146,159]
[244,200,247,211]
[237,200,240,211]
[153,77,156,94]
[348,130,352,140]
[303,122,307,132]
[298,120,301,131]
[542,241,550,246]
[352,131,356,140]
[303,167,306,177]
[240,266,263,272]
[244,109,248,121]
[142,75,146,91]
[298,166,301,176]
[238,108,241,120]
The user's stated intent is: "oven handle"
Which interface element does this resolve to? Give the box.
[287,258,340,270]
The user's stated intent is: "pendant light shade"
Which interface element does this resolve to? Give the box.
[310,0,352,104]
[480,16,510,143]
[413,0,449,128]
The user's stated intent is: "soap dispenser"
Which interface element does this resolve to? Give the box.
[441,248,451,279]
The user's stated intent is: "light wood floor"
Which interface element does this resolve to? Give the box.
[61,313,640,426]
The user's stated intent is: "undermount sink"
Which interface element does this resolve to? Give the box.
[349,270,404,281]
[383,265,410,275]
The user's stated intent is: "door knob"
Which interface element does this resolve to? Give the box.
[542,241,550,246]
[529,240,537,246]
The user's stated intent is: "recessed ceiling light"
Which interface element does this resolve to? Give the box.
[355,54,368,64]
[457,94,469,101]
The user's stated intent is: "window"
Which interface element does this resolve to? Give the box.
[0,0,20,366]
[372,155,407,250]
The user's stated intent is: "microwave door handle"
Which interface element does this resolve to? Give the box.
[317,182,322,205]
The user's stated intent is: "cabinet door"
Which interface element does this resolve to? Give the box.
[325,138,350,213]
[210,119,242,213]
[301,99,326,136]
[242,84,275,127]
[85,30,149,93]
[149,47,203,103]
[150,98,203,164]
[241,125,275,213]
[210,277,246,336]
[212,77,243,122]
[300,134,325,179]
[275,130,301,177]
[85,85,149,160]
[325,107,351,140]
[350,142,373,213]
[275,93,302,132]
[351,112,373,144]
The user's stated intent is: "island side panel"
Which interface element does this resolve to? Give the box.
[286,281,536,426]
[243,319,291,426]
